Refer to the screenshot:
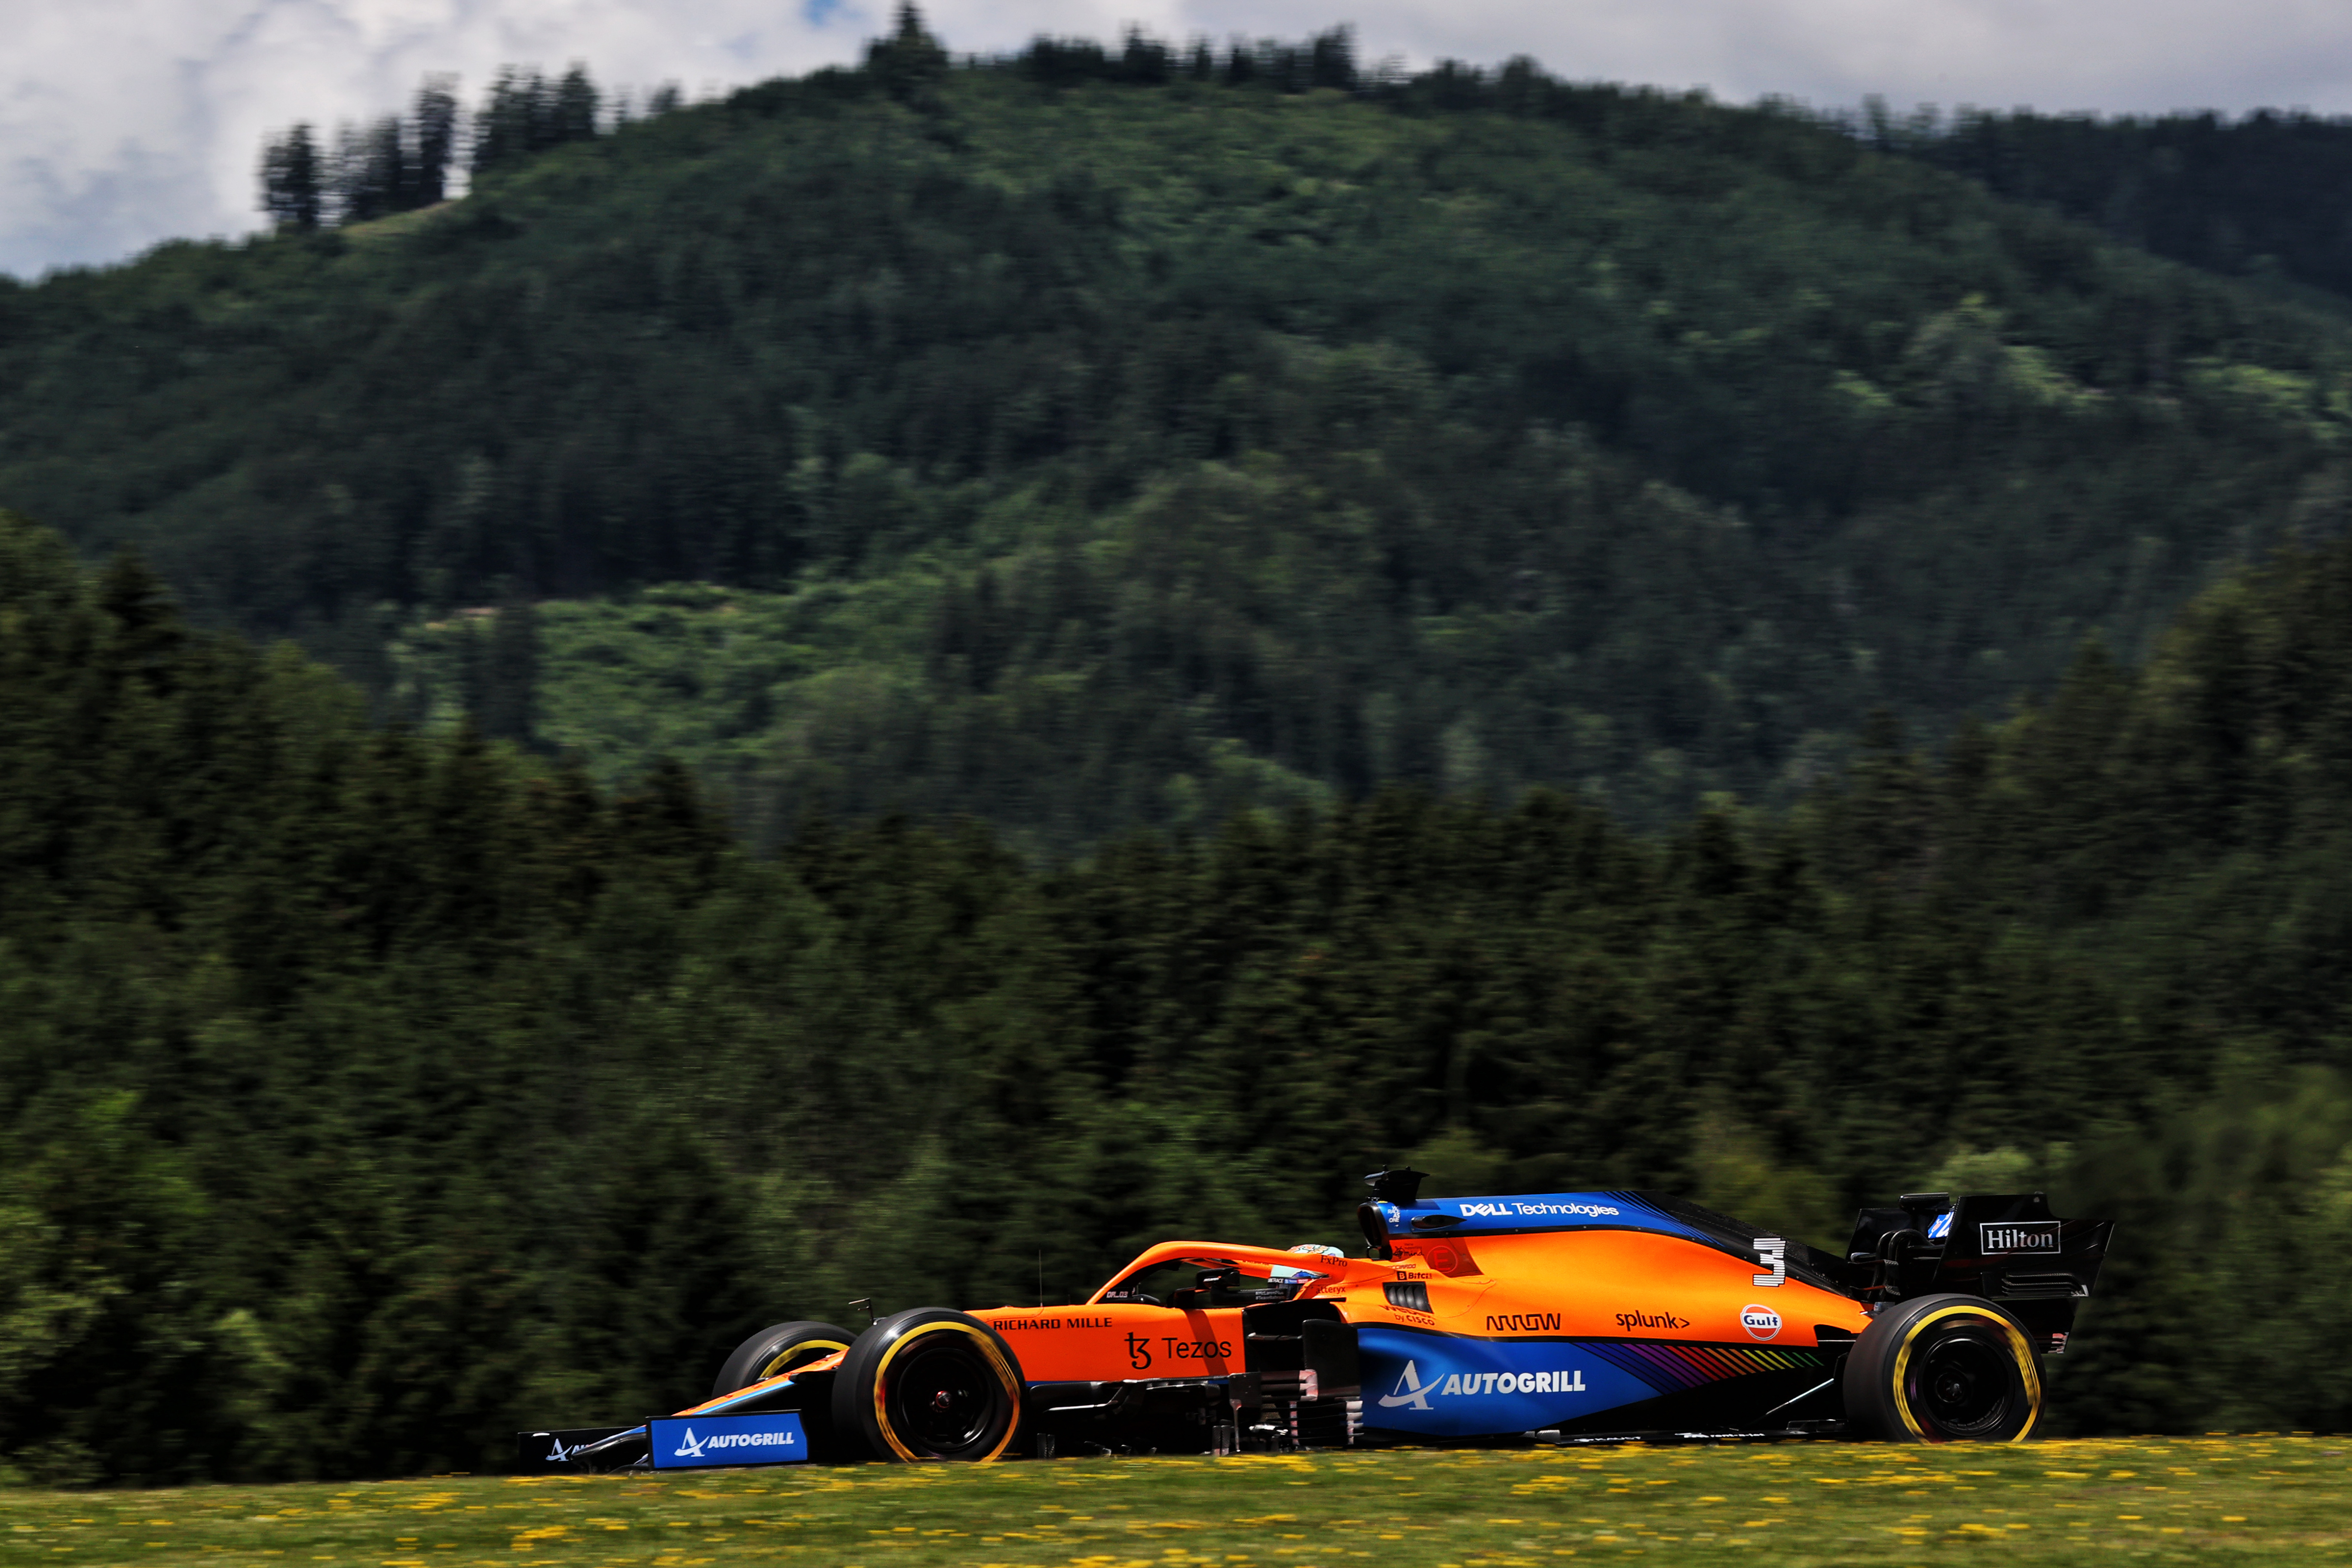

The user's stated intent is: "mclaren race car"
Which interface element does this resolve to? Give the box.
[522,1170,2110,1471]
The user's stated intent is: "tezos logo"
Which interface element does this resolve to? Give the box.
[1740,1304,1782,1341]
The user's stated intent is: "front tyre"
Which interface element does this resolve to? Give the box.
[831,1308,1025,1461]
[712,1320,857,1398]
[1843,1293,2044,1442]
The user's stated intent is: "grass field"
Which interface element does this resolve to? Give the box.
[4,1436,2347,1567]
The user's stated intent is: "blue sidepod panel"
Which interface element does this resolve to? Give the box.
[1355,1326,1656,1436]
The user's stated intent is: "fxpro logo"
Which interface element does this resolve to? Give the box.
[671,1426,799,1459]
[1377,1360,1586,1409]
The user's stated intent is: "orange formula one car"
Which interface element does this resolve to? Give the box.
[523,1170,2110,1471]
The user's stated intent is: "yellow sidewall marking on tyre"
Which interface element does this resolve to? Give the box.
[1887,1304,2042,1442]
[759,1340,848,1382]
[870,1321,1022,1463]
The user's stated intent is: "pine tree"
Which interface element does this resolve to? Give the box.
[470,69,540,177]
[258,124,322,231]
[865,3,948,103]
[478,597,542,748]
[334,117,404,225]
[553,64,600,145]
[412,75,459,206]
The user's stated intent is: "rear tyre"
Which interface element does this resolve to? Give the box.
[831,1308,1025,1461]
[712,1320,857,1398]
[1843,1293,2043,1442]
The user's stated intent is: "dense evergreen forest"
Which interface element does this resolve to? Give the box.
[4,17,2349,842]
[5,503,2352,1480]
[1887,104,2352,312]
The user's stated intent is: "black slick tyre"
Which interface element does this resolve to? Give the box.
[1842,1292,2044,1442]
[712,1320,858,1398]
[830,1308,1025,1461]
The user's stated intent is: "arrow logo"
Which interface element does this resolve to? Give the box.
[1377,1359,1435,1411]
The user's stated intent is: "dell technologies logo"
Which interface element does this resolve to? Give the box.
[1980,1221,2061,1255]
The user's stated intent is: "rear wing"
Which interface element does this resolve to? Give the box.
[1846,1191,2113,1349]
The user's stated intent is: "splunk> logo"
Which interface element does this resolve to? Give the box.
[1378,1360,1586,1409]
[671,1426,797,1459]
[1613,1308,1688,1331]
[1752,1236,1786,1289]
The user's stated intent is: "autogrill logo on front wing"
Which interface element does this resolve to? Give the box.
[671,1426,798,1458]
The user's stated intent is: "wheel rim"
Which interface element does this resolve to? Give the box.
[1908,1332,2012,1436]
[870,1323,1019,1461]
[1890,1306,2040,1442]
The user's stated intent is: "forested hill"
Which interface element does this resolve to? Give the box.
[5,505,2352,1481]
[4,27,2350,843]
[1888,106,2352,313]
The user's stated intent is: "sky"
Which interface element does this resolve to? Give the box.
[6,0,2350,281]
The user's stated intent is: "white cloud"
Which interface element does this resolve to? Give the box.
[5,0,2349,279]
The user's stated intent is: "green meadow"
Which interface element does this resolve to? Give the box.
[3,1436,2345,1567]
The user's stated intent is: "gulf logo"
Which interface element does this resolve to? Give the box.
[1740,1304,1782,1341]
